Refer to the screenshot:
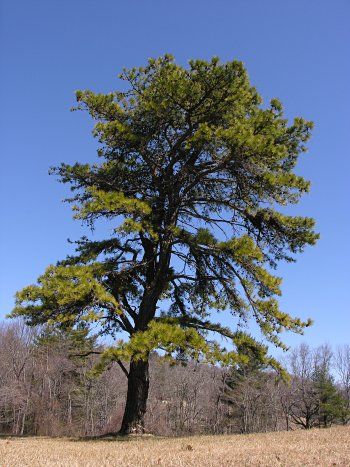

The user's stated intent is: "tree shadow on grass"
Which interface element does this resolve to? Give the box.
[0,432,161,443]
[0,433,35,439]
[70,432,159,443]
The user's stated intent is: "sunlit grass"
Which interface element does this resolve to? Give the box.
[1,425,349,466]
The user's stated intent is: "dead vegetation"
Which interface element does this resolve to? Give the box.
[0,425,349,466]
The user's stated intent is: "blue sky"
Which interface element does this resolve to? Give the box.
[1,0,349,350]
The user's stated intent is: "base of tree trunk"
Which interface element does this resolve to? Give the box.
[119,358,150,435]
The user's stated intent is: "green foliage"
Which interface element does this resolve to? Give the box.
[12,55,318,375]
[313,359,349,427]
[36,322,97,356]
[13,264,121,327]
[73,187,151,220]
[91,320,285,379]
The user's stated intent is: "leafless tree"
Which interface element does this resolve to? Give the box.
[334,344,350,424]
[0,321,348,436]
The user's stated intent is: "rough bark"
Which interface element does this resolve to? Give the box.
[119,358,150,435]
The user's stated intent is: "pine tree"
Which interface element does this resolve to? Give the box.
[11,56,318,434]
[36,323,97,356]
[313,356,348,427]
[34,324,102,435]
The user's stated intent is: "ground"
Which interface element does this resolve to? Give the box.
[0,425,349,466]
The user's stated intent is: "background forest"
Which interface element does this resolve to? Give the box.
[1,320,348,437]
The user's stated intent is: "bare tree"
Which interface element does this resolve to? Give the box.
[0,321,37,435]
[0,321,348,437]
[335,344,350,424]
[285,344,320,429]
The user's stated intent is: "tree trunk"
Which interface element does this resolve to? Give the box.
[119,358,150,435]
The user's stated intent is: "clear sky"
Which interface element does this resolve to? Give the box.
[1,0,349,350]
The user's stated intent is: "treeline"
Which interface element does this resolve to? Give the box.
[0,320,349,437]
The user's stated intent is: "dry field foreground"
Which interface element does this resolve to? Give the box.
[0,426,349,467]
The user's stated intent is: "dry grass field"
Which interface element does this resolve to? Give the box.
[0,426,349,466]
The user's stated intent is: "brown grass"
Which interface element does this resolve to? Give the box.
[1,426,349,466]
